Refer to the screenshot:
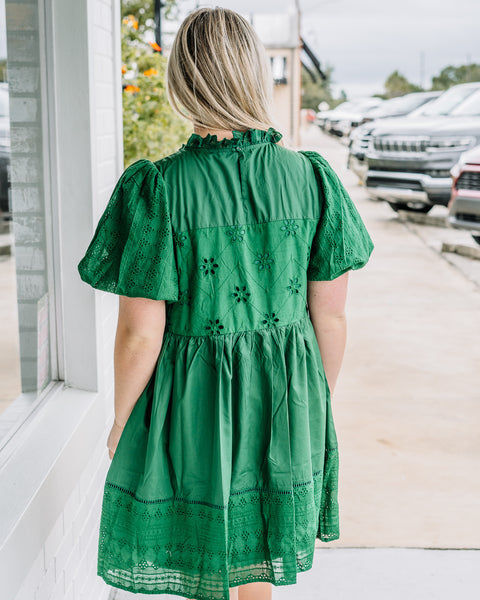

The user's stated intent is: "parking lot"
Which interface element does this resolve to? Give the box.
[298,124,480,550]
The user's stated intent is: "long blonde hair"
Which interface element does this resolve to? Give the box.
[166,7,282,138]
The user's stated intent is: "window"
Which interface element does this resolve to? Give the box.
[0,0,56,446]
[270,56,287,85]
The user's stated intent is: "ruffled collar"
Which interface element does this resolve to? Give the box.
[182,127,283,150]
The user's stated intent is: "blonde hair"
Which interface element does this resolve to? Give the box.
[166,7,282,138]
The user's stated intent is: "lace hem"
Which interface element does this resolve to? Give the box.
[97,449,339,599]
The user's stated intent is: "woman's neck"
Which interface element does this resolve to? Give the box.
[193,124,238,140]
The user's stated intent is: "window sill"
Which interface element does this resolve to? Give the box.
[0,383,106,596]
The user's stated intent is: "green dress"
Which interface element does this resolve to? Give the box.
[78,127,374,599]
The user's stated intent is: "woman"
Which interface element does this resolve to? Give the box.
[78,6,374,600]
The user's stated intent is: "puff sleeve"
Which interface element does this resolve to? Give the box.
[77,159,179,301]
[299,150,374,281]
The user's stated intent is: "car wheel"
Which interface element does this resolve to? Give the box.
[387,201,433,214]
[472,234,480,246]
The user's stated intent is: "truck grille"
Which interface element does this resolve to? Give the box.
[455,212,480,223]
[456,171,480,191]
[373,136,428,153]
[367,177,423,190]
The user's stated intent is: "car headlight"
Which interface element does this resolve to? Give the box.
[427,136,475,152]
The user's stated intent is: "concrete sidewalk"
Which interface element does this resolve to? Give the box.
[114,549,479,600]
[112,127,480,600]
[298,125,480,550]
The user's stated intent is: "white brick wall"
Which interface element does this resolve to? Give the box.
[3,0,123,599]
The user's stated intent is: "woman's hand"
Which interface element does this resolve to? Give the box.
[107,421,125,460]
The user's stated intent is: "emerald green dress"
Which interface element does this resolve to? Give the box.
[78,127,374,599]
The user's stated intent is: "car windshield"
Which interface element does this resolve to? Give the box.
[332,102,354,112]
[420,86,479,116]
[449,90,480,117]
[0,89,9,117]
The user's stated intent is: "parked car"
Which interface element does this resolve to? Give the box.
[447,145,480,245]
[347,92,442,181]
[321,97,383,137]
[362,91,442,123]
[0,83,10,219]
[364,82,480,213]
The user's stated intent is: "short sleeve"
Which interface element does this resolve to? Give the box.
[299,150,374,281]
[77,159,179,301]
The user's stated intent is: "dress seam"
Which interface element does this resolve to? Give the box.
[103,461,336,507]
[165,312,310,339]
[173,216,319,236]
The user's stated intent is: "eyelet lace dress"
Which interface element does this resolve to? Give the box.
[78,127,374,599]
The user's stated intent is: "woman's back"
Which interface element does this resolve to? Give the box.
[161,127,320,336]
[77,6,375,600]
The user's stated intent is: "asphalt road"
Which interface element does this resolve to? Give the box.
[298,125,480,550]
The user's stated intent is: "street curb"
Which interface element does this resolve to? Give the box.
[397,211,447,228]
[441,242,480,261]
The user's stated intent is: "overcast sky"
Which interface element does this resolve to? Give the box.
[179,0,480,98]
[1,0,479,99]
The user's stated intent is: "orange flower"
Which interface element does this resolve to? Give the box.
[121,64,127,74]
[143,68,159,77]
[124,85,140,93]
[122,14,138,29]
[149,41,162,52]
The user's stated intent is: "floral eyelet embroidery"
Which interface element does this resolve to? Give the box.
[253,252,274,270]
[174,231,188,247]
[287,277,301,295]
[280,219,299,236]
[206,319,224,334]
[262,312,279,327]
[200,258,219,275]
[232,285,251,303]
[178,290,191,305]
[226,225,246,242]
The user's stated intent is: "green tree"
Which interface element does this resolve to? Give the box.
[301,64,346,110]
[383,70,423,98]
[431,64,480,90]
[0,60,6,82]
[121,1,192,166]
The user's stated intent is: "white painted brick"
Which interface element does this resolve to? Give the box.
[44,512,64,571]
[95,81,114,109]
[54,524,74,580]
[98,159,116,190]
[13,547,44,600]
[94,2,112,31]
[71,550,90,597]
[91,576,111,600]
[72,492,90,541]
[63,524,82,586]
[97,134,115,162]
[34,558,55,600]
[94,56,114,83]
[64,581,75,600]
[96,108,115,135]
[95,25,113,57]
[63,485,81,533]
[50,570,65,600]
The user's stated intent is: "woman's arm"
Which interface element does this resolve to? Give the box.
[307,272,349,396]
[107,295,166,459]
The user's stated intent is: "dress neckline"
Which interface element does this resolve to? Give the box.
[182,127,283,150]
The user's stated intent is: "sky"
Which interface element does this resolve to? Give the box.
[1,0,479,99]
[177,0,480,99]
